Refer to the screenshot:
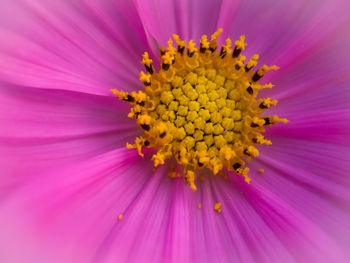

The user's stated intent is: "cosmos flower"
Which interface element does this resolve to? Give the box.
[0,0,349,262]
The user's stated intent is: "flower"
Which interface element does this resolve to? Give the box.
[0,0,349,262]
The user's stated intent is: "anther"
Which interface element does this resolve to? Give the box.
[243,149,251,156]
[200,35,209,53]
[178,46,185,55]
[160,46,166,56]
[220,47,225,58]
[264,117,271,125]
[162,63,170,70]
[245,65,252,72]
[145,65,153,74]
[233,163,242,170]
[140,72,151,86]
[187,40,196,57]
[126,95,134,103]
[246,86,253,95]
[173,34,186,56]
[220,38,232,59]
[142,52,154,74]
[141,124,150,131]
[252,72,262,82]
[259,102,268,109]
[232,35,246,58]
[232,47,241,58]
[187,50,194,57]
[245,54,259,72]
[209,28,222,53]
[253,65,279,82]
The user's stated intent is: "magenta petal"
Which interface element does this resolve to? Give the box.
[265,20,350,112]
[0,83,138,192]
[227,0,349,63]
[258,139,350,206]
[133,0,241,46]
[0,148,154,263]
[0,0,152,95]
[266,110,350,146]
[1,146,349,262]
[253,138,350,256]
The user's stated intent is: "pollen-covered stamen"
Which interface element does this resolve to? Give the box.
[220,38,232,59]
[245,54,259,72]
[252,65,279,82]
[173,34,186,55]
[113,29,287,191]
[232,35,247,58]
[140,71,151,86]
[209,28,223,52]
[200,35,209,53]
[142,52,154,74]
[187,40,197,57]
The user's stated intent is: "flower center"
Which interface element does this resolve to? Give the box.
[112,29,287,191]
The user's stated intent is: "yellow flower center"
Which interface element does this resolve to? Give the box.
[112,29,287,191]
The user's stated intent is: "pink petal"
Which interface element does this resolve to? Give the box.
[0,83,138,192]
[265,20,350,111]
[266,110,350,146]
[2,144,347,263]
[226,0,349,64]
[0,148,154,262]
[133,0,241,46]
[250,138,350,259]
[0,0,151,95]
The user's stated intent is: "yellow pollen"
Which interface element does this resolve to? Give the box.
[113,29,287,190]
[214,202,222,213]
[198,203,202,209]
[258,169,264,173]
[118,214,123,220]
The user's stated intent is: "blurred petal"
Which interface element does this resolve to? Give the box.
[0,0,152,95]
[227,0,349,64]
[267,19,350,114]
[0,148,154,263]
[266,110,350,146]
[0,82,138,192]
[253,138,350,258]
[1,143,348,262]
[133,0,242,46]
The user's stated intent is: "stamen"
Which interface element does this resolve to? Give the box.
[232,35,246,58]
[141,52,154,74]
[113,29,287,190]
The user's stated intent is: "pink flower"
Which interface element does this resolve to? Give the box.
[0,0,349,262]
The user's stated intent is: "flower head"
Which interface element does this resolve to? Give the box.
[0,0,350,263]
[113,30,287,190]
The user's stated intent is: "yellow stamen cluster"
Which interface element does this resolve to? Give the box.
[112,29,287,191]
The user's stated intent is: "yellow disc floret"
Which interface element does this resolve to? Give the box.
[112,29,287,191]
